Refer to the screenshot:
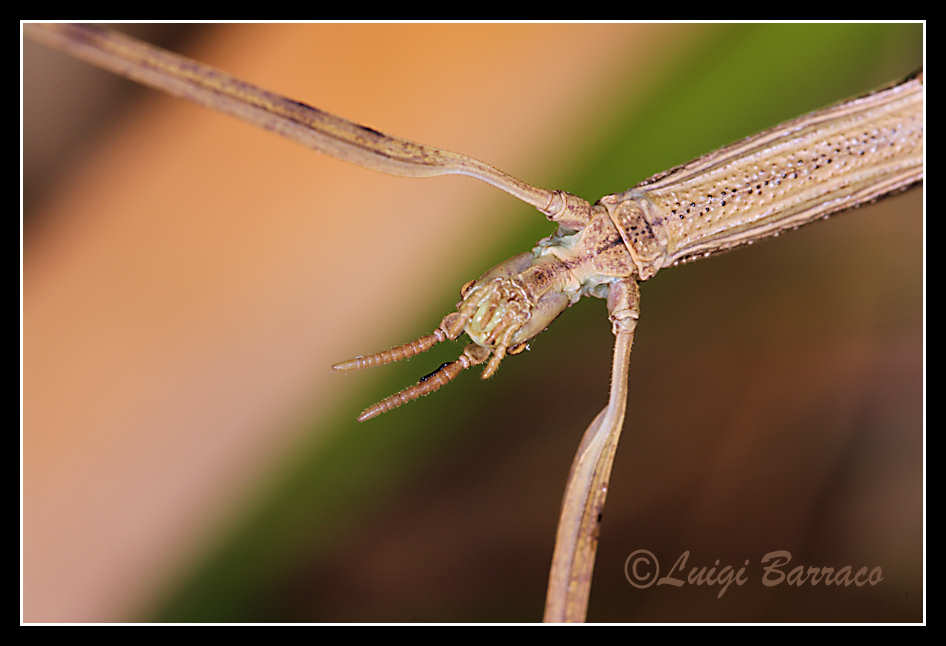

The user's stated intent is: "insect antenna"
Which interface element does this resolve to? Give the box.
[332,312,471,372]
[356,344,490,421]
[332,329,449,372]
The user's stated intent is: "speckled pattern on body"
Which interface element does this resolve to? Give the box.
[601,72,923,277]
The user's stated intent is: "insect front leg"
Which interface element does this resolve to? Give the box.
[545,277,640,622]
[606,278,640,336]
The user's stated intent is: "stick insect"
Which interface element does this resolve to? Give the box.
[24,24,923,622]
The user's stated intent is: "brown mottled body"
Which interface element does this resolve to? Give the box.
[601,72,923,278]
[337,72,922,422]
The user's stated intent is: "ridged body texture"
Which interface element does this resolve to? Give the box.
[599,73,923,280]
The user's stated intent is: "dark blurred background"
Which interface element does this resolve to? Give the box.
[23,23,923,622]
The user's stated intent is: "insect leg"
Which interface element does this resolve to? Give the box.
[544,278,639,622]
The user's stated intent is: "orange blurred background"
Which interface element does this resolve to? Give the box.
[22,23,922,622]
[24,22,680,622]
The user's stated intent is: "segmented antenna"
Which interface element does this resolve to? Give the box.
[356,344,490,421]
[332,312,470,373]
[332,329,448,372]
